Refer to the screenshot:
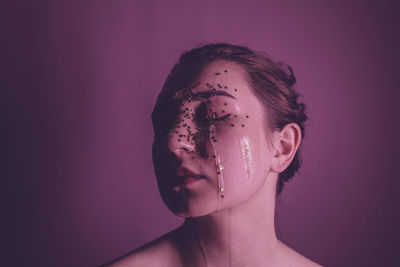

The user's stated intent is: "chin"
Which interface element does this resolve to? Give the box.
[159,184,220,218]
[173,209,212,218]
[163,195,218,218]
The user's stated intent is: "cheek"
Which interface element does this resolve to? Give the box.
[211,125,266,196]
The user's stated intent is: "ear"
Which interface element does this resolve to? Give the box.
[270,123,302,174]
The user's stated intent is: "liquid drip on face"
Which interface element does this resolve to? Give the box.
[210,137,224,211]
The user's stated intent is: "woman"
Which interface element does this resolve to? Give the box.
[106,43,322,266]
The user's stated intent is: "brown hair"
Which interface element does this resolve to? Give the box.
[159,43,308,195]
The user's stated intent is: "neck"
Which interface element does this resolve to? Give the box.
[178,172,280,267]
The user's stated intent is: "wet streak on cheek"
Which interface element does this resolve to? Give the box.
[240,136,254,183]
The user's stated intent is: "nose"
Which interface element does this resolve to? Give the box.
[168,135,195,154]
[167,107,197,155]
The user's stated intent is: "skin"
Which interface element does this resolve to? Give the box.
[104,61,322,267]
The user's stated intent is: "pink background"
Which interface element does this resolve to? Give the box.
[3,1,400,266]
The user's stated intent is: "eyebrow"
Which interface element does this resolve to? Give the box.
[177,90,237,101]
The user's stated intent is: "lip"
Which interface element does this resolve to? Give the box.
[168,167,205,187]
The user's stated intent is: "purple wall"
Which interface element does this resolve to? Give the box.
[3,1,399,266]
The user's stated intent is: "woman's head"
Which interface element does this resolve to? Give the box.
[152,43,307,217]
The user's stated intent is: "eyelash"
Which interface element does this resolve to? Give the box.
[210,113,231,123]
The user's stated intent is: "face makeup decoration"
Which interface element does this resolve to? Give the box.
[152,61,274,217]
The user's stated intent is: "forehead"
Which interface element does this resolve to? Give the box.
[191,61,249,96]
[169,60,266,122]
[185,61,262,109]
[169,61,254,103]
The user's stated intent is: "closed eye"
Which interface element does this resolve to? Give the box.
[194,102,232,129]
[211,113,231,122]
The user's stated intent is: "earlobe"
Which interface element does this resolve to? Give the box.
[270,123,301,174]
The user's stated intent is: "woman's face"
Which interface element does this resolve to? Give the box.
[152,61,277,217]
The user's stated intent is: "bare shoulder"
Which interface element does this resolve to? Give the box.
[101,231,182,267]
[275,240,323,267]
